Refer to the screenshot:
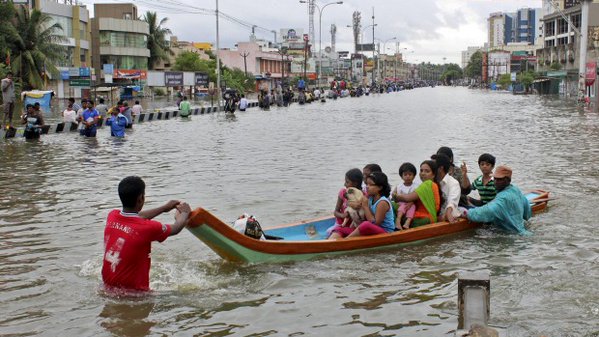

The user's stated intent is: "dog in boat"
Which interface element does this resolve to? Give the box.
[342,187,365,228]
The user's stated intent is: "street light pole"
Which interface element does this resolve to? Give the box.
[372,7,375,86]
[317,1,343,88]
[215,0,221,111]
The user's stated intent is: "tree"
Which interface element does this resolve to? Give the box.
[517,70,536,92]
[441,63,463,84]
[172,51,216,82]
[11,7,66,90]
[0,2,17,63]
[465,51,482,79]
[549,62,562,71]
[497,73,512,88]
[142,11,173,70]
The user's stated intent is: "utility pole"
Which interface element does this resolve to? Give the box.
[216,0,221,111]
[371,7,375,86]
[304,38,309,82]
[240,51,250,77]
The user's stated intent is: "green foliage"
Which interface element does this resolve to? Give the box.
[172,51,217,82]
[549,62,562,71]
[517,70,536,91]
[465,51,482,78]
[10,7,67,90]
[153,87,166,96]
[222,66,255,93]
[0,2,17,62]
[441,63,463,83]
[498,73,512,88]
[142,11,173,70]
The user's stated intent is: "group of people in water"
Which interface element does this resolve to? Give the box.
[329,146,533,239]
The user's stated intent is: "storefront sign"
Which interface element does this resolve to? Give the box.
[586,61,596,86]
[69,79,91,87]
[165,71,184,86]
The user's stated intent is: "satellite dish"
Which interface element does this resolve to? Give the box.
[325,46,332,53]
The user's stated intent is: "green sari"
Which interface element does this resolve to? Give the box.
[412,180,438,227]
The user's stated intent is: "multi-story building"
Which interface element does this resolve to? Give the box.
[461,46,482,69]
[378,53,404,81]
[504,8,542,45]
[488,12,505,49]
[91,3,150,82]
[535,1,599,96]
[25,0,92,68]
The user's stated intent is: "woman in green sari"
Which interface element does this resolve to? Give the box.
[395,160,442,227]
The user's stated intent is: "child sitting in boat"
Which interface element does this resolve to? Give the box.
[395,160,442,227]
[328,168,364,236]
[392,162,420,230]
[461,153,497,206]
[329,172,395,239]
[362,163,382,194]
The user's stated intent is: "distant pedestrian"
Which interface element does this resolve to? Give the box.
[62,104,77,124]
[122,101,133,128]
[22,103,44,140]
[238,94,248,111]
[179,96,191,117]
[69,97,82,113]
[2,71,15,127]
[96,98,108,120]
[81,100,99,137]
[106,107,128,137]
[131,100,143,118]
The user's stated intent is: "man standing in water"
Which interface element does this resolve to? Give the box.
[102,176,192,291]
[2,71,15,127]
[466,165,531,234]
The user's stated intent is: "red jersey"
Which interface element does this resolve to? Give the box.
[102,209,172,291]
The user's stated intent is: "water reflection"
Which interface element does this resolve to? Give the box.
[99,299,155,337]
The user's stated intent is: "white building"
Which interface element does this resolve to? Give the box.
[461,46,482,69]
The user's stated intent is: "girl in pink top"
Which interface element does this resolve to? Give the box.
[327,168,364,236]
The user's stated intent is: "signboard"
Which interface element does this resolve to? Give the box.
[68,68,80,77]
[338,51,349,58]
[511,72,517,81]
[113,69,147,79]
[586,61,596,86]
[303,34,309,42]
[356,43,375,52]
[195,72,209,87]
[69,79,91,87]
[79,67,90,77]
[280,28,303,42]
[60,70,70,80]
[102,64,114,75]
[164,71,184,86]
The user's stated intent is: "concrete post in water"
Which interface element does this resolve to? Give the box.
[457,271,490,330]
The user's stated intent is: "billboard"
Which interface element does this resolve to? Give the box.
[280,28,304,42]
[114,69,147,79]
[356,43,375,52]
[195,72,209,87]
[165,71,184,86]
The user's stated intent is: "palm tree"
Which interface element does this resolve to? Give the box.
[0,2,18,63]
[142,11,173,70]
[11,6,66,90]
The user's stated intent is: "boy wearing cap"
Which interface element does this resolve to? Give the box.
[466,165,532,234]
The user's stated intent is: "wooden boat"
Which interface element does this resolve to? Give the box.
[186,190,550,263]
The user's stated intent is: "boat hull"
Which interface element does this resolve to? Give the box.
[186,190,549,263]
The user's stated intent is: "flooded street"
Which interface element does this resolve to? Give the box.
[0,87,597,336]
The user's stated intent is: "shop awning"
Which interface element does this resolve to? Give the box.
[533,78,551,83]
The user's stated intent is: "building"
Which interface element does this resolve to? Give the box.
[91,3,150,83]
[219,41,292,90]
[504,8,542,45]
[535,1,599,97]
[153,37,212,71]
[488,12,505,49]
[24,0,92,68]
[378,53,404,81]
[462,46,482,69]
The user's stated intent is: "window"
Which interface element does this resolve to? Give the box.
[545,21,555,37]
[79,21,87,40]
[99,31,147,48]
[571,14,581,29]
[558,37,568,45]
[545,39,555,47]
[47,15,73,38]
[558,18,568,34]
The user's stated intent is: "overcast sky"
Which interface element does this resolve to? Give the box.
[81,0,541,64]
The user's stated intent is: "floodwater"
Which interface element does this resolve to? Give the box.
[0,87,597,336]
